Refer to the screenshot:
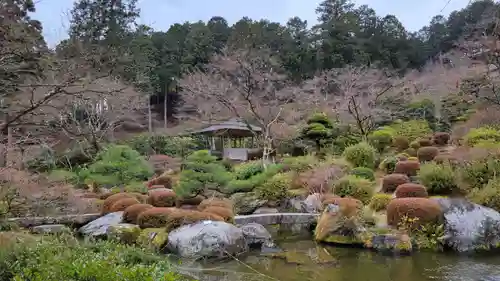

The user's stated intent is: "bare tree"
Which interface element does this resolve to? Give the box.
[180,49,305,165]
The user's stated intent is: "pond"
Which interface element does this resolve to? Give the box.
[177,233,500,281]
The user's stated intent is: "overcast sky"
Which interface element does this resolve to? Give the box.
[33,0,471,47]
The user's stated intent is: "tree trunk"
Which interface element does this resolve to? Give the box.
[163,92,167,129]
[261,129,273,169]
[148,97,152,133]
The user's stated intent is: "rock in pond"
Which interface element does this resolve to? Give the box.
[240,223,273,248]
[78,211,123,237]
[167,220,248,259]
[434,198,500,253]
[230,192,267,215]
[137,228,169,251]
[106,223,141,244]
[364,230,412,255]
[314,203,367,246]
[30,224,71,235]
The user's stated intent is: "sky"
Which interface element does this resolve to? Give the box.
[33,0,471,47]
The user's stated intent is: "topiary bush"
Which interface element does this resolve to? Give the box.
[342,142,377,169]
[300,112,335,152]
[433,132,450,146]
[109,197,140,213]
[468,179,500,211]
[395,183,428,198]
[174,150,233,197]
[233,161,264,180]
[393,136,410,151]
[386,198,442,229]
[369,193,393,212]
[349,167,375,181]
[381,173,410,193]
[394,160,420,177]
[368,129,393,152]
[79,145,153,188]
[203,206,235,222]
[410,140,421,150]
[198,198,234,211]
[123,203,154,224]
[255,172,292,201]
[464,127,500,147]
[417,146,439,162]
[147,190,177,207]
[101,192,144,215]
[333,175,374,204]
[165,210,224,232]
[418,138,433,147]
[379,156,398,174]
[418,163,459,195]
[321,196,363,217]
[137,207,177,228]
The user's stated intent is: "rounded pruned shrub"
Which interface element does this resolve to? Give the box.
[368,129,393,152]
[410,141,420,150]
[433,132,450,146]
[395,183,428,198]
[379,156,398,174]
[203,206,234,222]
[147,172,172,189]
[417,146,439,162]
[349,167,375,181]
[177,195,204,206]
[147,190,177,207]
[342,142,377,169]
[321,196,362,217]
[101,192,143,215]
[333,175,374,204]
[109,197,140,213]
[404,148,418,157]
[137,207,178,228]
[381,173,410,193]
[255,172,292,201]
[123,203,154,224]
[419,163,459,195]
[198,198,234,212]
[387,198,442,229]
[369,193,393,212]
[165,210,224,232]
[393,136,409,151]
[394,160,420,177]
[233,161,264,180]
[468,179,500,211]
[418,138,433,147]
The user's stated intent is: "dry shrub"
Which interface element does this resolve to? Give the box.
[147,171,173,189]
[109,197,140,213]
[368,193,392,211]
[433,154,458,165]
[395,183,428,198]
[176,195,204,206]
[123,203,154,224]
[417,146,439,162]
[394,160,420,177]
[165,210,224,232]
[293,164,345,193]
[452,106,500,141]
[386,198,442,229]
[147,190,177,207]
[433,132,450,146]
[393,136,409,151]
[203,206,234,222]
[198,198,234,211]
[137,207,178,228]
[321,196,362,217]
[418,138,433,147]
[101,193,140,215]
[381,173,410,193]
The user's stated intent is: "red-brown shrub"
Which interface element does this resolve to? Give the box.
[394,160,420,177]
[165,210,224,232]
[203,206,235,222]
[417,146,439,162]
[393,136,410,151]
[109,197,140,213]
[101,193,139,215]
[123,203,154,224]
[321,196,362,217]
[137,207,178,228]
[147,172,173,189]
[177,195,204,206]
[198,198,234,211]
[386,198,442,229]
[147,190,177,207]
[433,132,450,146]
[381,174,410,193]
[395,183,428,198]
[418,138,433,147]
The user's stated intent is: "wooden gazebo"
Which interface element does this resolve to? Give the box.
[191,118,262,161]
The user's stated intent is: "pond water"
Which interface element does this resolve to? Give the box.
[177,233,500,281]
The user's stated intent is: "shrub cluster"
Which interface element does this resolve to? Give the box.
[433,132,450,146]
[394,160,420,177]
[127,134,201,158]
[417,146,439,162]
[255,172,292,201]
[349,167,375,181]
[342,142,377,169]
[393,136,410,151]
[381,173,410,193]
[333,175,374,204]
[468,179,500,211]
[379,156,398,174]
[369,193,393,212]
[101,192,144,215]
[418,163,459,195]
[386,198,442,229]
[368,129,393,152]
[464,127,500,147]
[137,207,177,228]
[123,204,154,224]
[109,197,140,213]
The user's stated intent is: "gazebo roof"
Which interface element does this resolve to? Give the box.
[192,118,261,136]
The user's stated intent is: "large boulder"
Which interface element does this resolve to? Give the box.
[240,223,273,248]
[434,198,500,252]
[78,212,123,237]
[314,200,367,246]
[106,223,141,244]
[230,192,267,215]
[167,220,248,259]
